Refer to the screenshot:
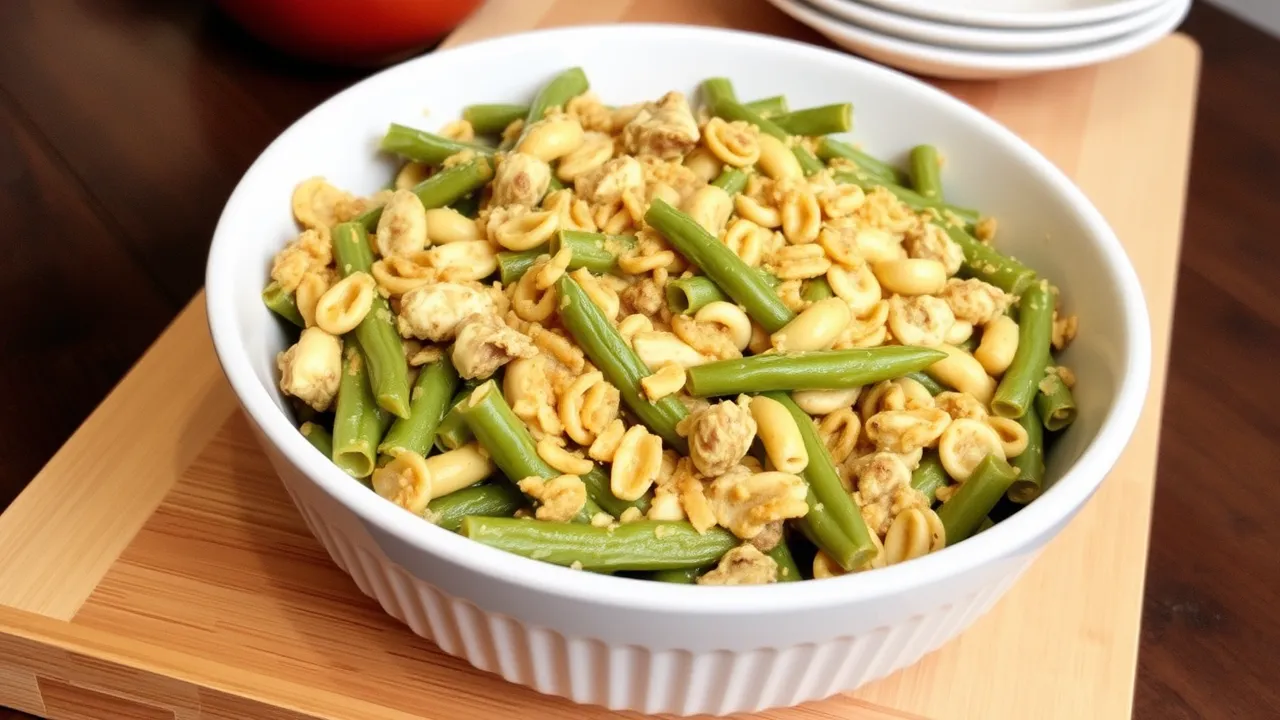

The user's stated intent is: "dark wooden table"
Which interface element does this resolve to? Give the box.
[1,1,1277,718]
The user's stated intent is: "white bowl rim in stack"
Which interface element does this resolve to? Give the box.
[853,0,1171,29]
[808,0,1177,51]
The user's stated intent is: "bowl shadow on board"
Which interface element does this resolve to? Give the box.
[218,431,579,713]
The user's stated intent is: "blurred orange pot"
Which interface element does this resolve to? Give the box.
[215,0,484,67]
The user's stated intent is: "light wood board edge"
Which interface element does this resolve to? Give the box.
[0,294,237,619]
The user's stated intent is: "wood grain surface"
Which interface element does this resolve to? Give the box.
[0,0,1273,718]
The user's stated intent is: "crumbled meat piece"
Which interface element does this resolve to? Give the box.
[270,228,332,292]
[903,223,964,276]
[940,278,1012,325]
[708,465,808,539]
[276,327,342,412]
[620,277,665,318]
[852,452,929,536]
[396,282,496,341]
[451,313,537,380]
[518,475,587,523]
[491,152,552,209]
[697,544,778,585]
[749,520,785,552]
[688,398,758,477]
[575,156,644,206]
[622,91,700,160]
[934,391,989,421]
[1052,312,1079,351]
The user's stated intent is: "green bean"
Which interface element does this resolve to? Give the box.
[331,222,412,419]
[379,123,492,165]
[942,225,1038,297]
[357,157,494,230]
[262,281,304,327]
[814,137,906,186]
[556,275,689,450]
[834,172,980,226]
[773,103,853,136]
[905,371,946,396]
[793,146,826,176]
[457,381,602,522]
[711,167,749,195]
[1036,371,1078,432]
[767,392,878,572]
[936,455,1020,544]
[742,95,789,117]
[426,482,526,532]
[911,452,949,505]
[801,277,833,303]
[332,340,385,479]
[460,517,738,572]
[449,191,482,219]
[687,347,947,397]
[300,421,333,458]
[992,281,1053,418]
[665,276,729,315]
[1007,404,1047,504]
[550,230,636,275]
[976,516,996,534]
[909,144,943,200]
[646,198,795,332]
[650,566,707,584]
[701,78,788,140]
[517,67,589,145]
[768,538,803,583]
[377,357,459,458]
[462,103,528,135]
[497,247,546,285]
[434,391,474,452]
[957,332,980,353]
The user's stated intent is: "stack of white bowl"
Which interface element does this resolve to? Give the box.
[765,0,1192,80]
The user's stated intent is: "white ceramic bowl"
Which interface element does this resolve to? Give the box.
[806,0,1176,51]
[206,24,1150,716]
[768,0,1189,79]
[854,0,1167,29]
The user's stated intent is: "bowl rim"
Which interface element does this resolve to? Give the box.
[206,22,1152,615]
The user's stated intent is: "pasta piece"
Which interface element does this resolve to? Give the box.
[314,271,376,335]
[276,327,342,412]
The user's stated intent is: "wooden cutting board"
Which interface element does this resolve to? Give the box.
[0,1,1199,718]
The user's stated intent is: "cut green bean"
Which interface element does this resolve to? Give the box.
[834,172,980,226]
[332,340,385,479]
[767,392,878,572]
[793,146,826,176]
[905,371,946,396]
[457,382,602,522]
[262,281,304,328]
[768,538,803,583]
[666,276,729,315]
[773,103,853,136]
[331,222,412,419]
[687,347,947,397]
[650,566,707,584]
[936,455,1020,545]
[434,391,474,452]
[377,357,459,457]
[517,67,589,145]
[801,277,833,303]
[427,482,526,533]
[379,123,492,165]
[942,225,1038,297]
[911,452,949,505]
[711,168,749,195]
[460,517,738,572]
[815,137,906,186]
[463,103,528,135]
[550,230,636,275]
[1035,371,1078,432]
[742,95,789,117]
[557,275,689,450]
[357,157,494,230]
[1007,404,1046,504]
[909,144,943,200]
[300,421,333,458]
[497,247,547,285]
[701,78,788,141]
[976,516,996,534]
[992,281,1054,419]
[646,198,795,332]
[449,191,482,219]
